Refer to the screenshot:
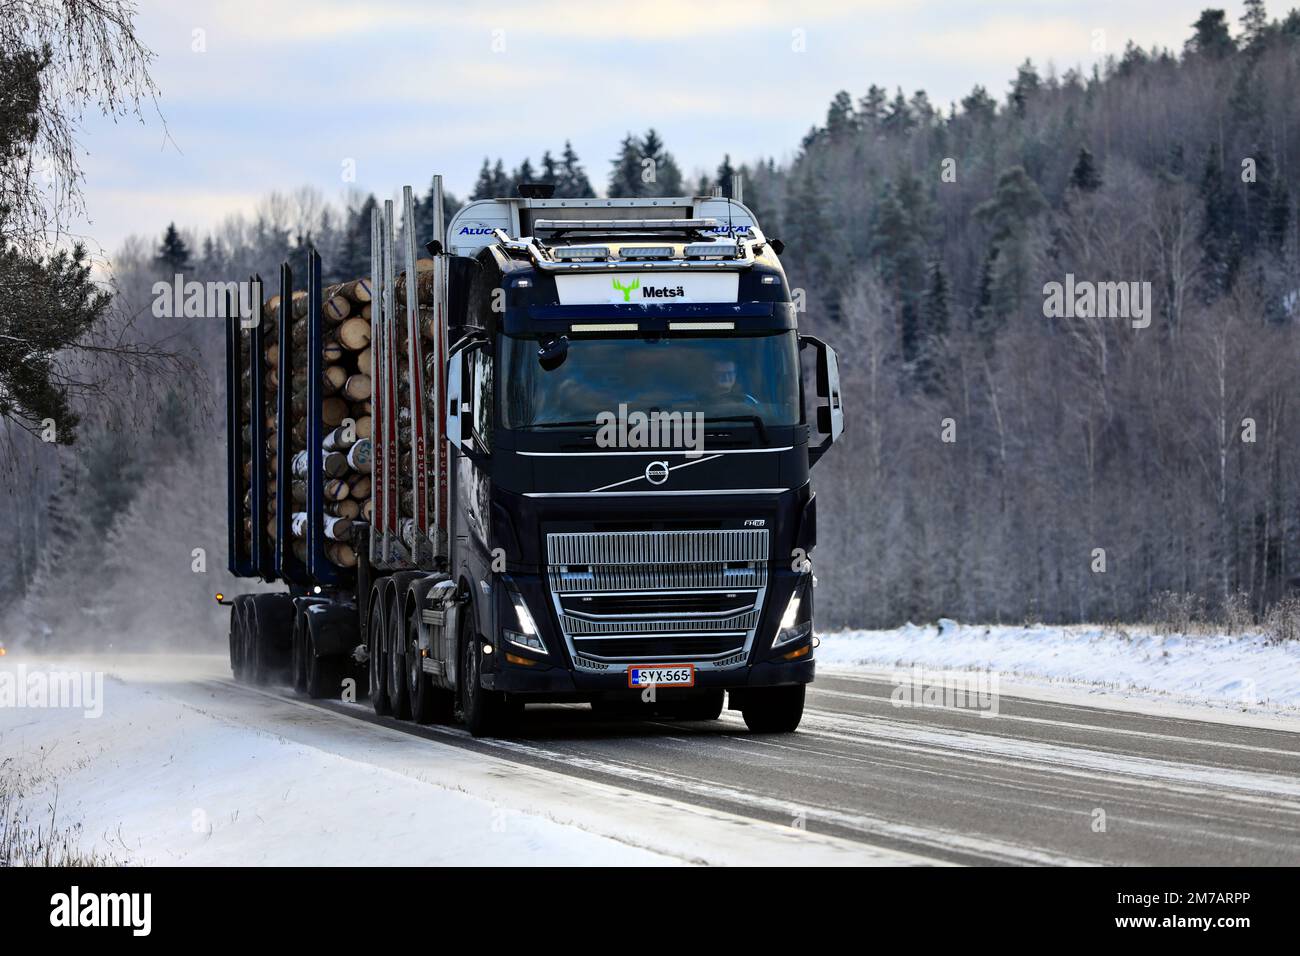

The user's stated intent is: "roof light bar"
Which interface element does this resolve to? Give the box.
[618,246,675,259]
[534,218,720,232]
[553,245,611,260]
[683,240,739,259]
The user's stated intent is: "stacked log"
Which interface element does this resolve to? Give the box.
[281,276,373,569]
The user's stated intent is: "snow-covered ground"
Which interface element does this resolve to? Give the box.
[818,621,1300,718]
[0,653,913,866]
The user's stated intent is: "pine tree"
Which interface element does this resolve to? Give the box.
[540,150,560,185]
[20,454,97,644]
[338,194,378,280]
[490,159,511,198]
[555,141,594,198]
[156,222,191,272]
[471,158,496,200]
[715,155,737,197]
[1068,146,1103,192]
[1198,148,1240,294]
[1008,59,1040,115]
[1188,9,1236,57]
[858,85,887,128]
[825,91,857,141]
[640,129,683,196]
[512,157,537,190]
[916,260,951,391]
[1240,0,1269,50]
[882,87,913,136]
[608,134,645,197]
[973,165,1048,329]
[961,85,997,124]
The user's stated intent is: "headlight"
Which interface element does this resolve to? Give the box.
[772,590,812,648]
[505,590,547,655]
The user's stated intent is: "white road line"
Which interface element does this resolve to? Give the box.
[810,686,1300,758]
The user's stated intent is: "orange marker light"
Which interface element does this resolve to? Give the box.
[505,653,536,667]
[782,644,811,661]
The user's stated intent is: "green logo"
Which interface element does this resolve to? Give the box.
[612,277,640,302]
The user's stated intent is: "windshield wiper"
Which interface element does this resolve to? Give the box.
[703,415,769,446]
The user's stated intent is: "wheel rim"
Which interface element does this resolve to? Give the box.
[369,604,384,700]
[388,607,402,701]
[407,609,421,699]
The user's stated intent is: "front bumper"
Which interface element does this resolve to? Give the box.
[483,653,814,700]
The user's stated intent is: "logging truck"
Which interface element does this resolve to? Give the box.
[223,179,844,736]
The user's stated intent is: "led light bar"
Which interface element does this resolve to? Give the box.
[571,323,638,332]
[669,321,735,330]
[553,246,611,260]
[618,246,675,259]
[683,240,739,259]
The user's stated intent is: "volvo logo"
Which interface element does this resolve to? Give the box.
[645,460,670,485]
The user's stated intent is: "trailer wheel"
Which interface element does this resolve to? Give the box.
[460,626,514,738]
[229,600,246,681]
[368,597,391,715]
[386,595,411,720]
[304,620,341,700]
[407,602,453,724]
[290,609,307,693]
[740,685,805,734]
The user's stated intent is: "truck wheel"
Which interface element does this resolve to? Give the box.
[407,603,453,724]
[460,630,513,738]
[290,610,307,693]
[741,685,805,734]
[304,623,341,700]
[661,690,724,721]
[386,597,411,720]
[228,602,242,679]
[368,598,391,715]
[232,599,251,683]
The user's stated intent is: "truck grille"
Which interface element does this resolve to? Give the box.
[545,529,768,665]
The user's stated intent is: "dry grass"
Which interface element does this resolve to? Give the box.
[0,763,118,866]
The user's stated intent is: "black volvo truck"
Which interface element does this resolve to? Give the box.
[224,180,844,737]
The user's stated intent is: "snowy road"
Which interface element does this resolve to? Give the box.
[3,655,1299,865]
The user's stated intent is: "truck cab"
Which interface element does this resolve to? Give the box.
[439,193,844,734]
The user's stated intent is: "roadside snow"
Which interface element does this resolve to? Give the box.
[818,621,1300,716]
[0,654,914,866]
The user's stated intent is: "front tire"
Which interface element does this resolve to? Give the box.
[460,629,513,738]
[741,685,805,733]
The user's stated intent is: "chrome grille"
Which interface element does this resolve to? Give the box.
[546,528,769,665]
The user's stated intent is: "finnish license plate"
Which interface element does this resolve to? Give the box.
[627,664,695,688]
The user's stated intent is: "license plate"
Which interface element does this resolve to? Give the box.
[627,664,695,688]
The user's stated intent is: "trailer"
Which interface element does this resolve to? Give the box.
[223,179,844,737]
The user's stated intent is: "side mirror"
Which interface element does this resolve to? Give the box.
[799,335,844,467]
[445,348,463,449]
[445,338,490,466]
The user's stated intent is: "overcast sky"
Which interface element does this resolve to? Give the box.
[74,0,1221,256]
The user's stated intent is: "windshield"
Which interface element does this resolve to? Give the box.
[500,331,801,430]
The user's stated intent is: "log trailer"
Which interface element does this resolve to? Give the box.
[223,179,844,736]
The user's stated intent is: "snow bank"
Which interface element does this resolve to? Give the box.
[818,621,1300,713]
